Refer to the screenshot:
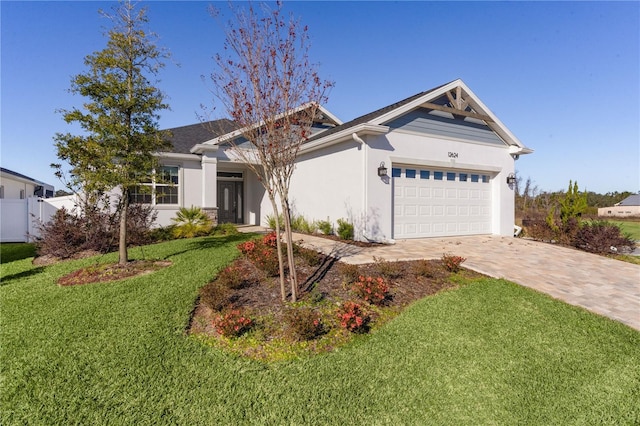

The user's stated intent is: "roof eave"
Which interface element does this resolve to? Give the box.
[300,123,389,154]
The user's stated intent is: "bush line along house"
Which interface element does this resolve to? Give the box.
[141,79,533,241]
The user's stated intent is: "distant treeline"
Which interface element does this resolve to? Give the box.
[514,175,636,217]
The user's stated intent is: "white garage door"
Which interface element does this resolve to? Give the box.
[393,166,492,239]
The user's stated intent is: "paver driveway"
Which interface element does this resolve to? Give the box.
[294,233,640,331]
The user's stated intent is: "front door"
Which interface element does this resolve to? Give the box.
[217,181,243,224]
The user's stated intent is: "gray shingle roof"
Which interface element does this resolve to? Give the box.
[162,119,238,154]
[618,194,640,206]
[161,80,455,152]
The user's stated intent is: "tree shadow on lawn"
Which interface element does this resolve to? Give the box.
[0,267,45,286]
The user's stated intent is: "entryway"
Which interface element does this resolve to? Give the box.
[217,181,243,224]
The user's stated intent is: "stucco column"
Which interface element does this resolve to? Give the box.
[201,153,218,224]
[191,144,219,225]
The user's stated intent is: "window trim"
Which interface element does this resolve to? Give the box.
[130,165,180,205]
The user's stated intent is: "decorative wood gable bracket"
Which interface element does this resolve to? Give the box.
[421,86,494,123]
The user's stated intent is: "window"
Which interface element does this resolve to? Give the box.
[434,171,443,180]
[405,169,416,179]
[459,173,468,182]
[156,166,179,204]
[447,172,456,181]
[420,170,430,180]
[392,168,401,178]
[217,171,243,179]
[482,175,490,183]
[471,174,479,183]
[0,185,4,199]
[130,185,152,204]
[130,166,179,205]
[19,189,25,199]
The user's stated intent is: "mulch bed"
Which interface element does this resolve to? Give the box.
[188,248,484,359]
[56,260,172,286]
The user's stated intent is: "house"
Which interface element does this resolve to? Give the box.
[0,167,55,242]
[598,194,640,217]
[148,79,532,241]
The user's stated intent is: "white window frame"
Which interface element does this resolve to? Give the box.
[130,165,180,205]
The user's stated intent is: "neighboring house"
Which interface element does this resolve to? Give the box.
[144,79,533,241]
[598,194,640,217]
[0,167,55,242]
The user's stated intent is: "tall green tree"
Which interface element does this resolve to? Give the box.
[53,0,170,264]
[559,180,588,225]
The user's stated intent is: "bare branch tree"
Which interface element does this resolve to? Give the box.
[206,2,332,301]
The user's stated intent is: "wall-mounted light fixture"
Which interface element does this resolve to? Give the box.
[506,172,517,185]
[377,162,388,177]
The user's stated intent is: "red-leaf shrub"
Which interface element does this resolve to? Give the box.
[337,301,370,333]
[34,204,156,259]
[283,306,325,341]
[199,282,232,312]
[212,309,254,337]
[217,264,248,289]
[262,231,278,248]
[573,221,636,254]
[238,240,256,255]
[441,253,466,272]
[352,275,390,306]
[237,238,280,276]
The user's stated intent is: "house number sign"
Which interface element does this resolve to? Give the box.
[448,152,459,158]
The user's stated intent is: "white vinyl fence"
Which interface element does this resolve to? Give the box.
[0,195,78,243]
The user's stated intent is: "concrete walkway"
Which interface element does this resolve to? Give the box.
[291,232,640,331]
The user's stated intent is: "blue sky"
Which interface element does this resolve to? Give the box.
[2,1,638,194]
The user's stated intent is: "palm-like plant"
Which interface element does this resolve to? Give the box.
[171,206,213,238]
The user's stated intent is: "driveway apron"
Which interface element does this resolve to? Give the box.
[294,233,640,331]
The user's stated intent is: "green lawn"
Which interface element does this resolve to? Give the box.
[0,242,36,264]
[1,236,639,425]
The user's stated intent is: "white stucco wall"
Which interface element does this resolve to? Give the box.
[598,206,640,217]
[259,140,365,233]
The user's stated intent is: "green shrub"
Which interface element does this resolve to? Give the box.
[316,219,333,236]
[148,225,176,242]
[212,222,239,236]
[336,218,354,240]
[283,306,325,341]
[171,206,212,238]
[290,215,318,234]
[265,214,283,230]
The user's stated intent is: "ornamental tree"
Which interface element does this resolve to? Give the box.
[206,2,333,301]
[53,0,171,264]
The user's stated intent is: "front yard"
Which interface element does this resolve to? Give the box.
[1,235,638,424]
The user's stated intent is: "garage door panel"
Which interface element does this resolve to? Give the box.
[393,166,492,239]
